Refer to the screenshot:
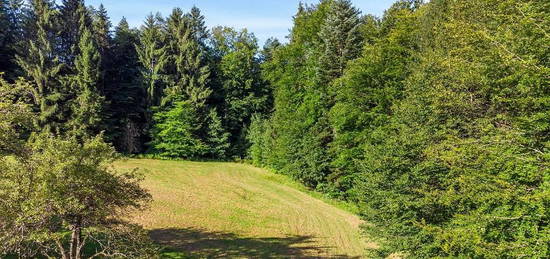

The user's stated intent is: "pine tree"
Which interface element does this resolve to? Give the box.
[318,0,363,82]
[0,0,24,77]
[59,0,88,65]
[186,6,208,49]
[163,8,211,107]
[136,13,168,113]
[106,18,144,153]
[91,4,111,93]
[92,4,111,56]
[68,5,103,138]
[16,0,63,132]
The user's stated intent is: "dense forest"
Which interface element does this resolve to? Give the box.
[0,0,548,258]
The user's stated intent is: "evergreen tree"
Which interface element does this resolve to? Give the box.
[16,0,64,132]
[59,0,88,65]
[163,8,211,107]
[106,18,145,153]
[91,4,111,56]
[205,108,230,158]
[0,0,25,79]
[186,6,208,49]
[91,3,111,93]
[136,13,168,114]
[318,0,363,82]
[68,6,103,138]
[151,7,222,159]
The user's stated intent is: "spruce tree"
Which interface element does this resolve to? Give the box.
[92,4,111,56]
[186,6,208,49]
[59,0,88,65]
[69,5,103,138]
[136,13,168,113]
[16,0,64,132]
[91,4,111,93]
[164,8,211,107]
[149,8,215,159]
[106,18,144,153]
[318,0,363,82]
[0,0,24,78]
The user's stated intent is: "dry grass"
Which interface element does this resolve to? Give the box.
[114,159,376,258]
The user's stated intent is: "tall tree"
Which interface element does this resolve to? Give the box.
[0,0,25,79]
[318,0,363,82]
[91,3,111,93]
[163,8,211,107]
[211,27,268,157]
[186,6,208,49]
[59,0,88,65]
[105,18,145,153]
[136,13,168,115]
[16,0,64,132]
[68,6,103,138]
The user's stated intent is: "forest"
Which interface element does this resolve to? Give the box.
[0,0,548,258]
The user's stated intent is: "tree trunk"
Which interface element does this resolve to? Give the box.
[69,219,82,259]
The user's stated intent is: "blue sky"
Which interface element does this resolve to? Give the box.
[83,0,397,45]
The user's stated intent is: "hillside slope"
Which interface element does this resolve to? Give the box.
[114,159,374,258]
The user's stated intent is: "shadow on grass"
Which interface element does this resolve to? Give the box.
[150,228,361,258]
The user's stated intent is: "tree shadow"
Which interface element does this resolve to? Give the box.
[150,228,361,258]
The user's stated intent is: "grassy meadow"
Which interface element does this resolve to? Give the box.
[114,159,374,258]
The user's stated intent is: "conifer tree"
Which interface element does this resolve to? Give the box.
[106,18,144,153]
[136,13,168,113]
[163,8,211,107]
[318,0,363,82]
[0,0,24,78]
[92,4,111,56]
[91,4,111,93]
[149,8,216,159]
[186,6,209,49]
[59,0,88,65]
[16,0,64,132]
[68,5,103,138]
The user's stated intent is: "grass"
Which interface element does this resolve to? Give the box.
[114,159,376,258]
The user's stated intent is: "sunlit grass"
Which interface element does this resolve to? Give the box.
[114,159,375,258]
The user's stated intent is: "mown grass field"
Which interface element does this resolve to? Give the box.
[114,159,375,258]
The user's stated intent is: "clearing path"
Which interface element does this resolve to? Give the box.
[115,159,375,258]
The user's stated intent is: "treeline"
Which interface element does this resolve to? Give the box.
[0,0,273,159]
[249,0,549,258]
[1,0,549,258]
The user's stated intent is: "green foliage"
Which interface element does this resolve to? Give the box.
[136,13,168,111]
[0,134,154,258]
[252,0,550,257]
[16,0,64,132]
[0,77,35,155]
[355,0,550,257]
[210,26,269,157]
[205,108,230,159]
[149,101,207,159]
[69,14,104,138]
[318,0,363,82]
[0,0,24,80]
[105,18,145,154]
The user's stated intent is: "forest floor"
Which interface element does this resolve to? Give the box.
[114,159,375,258]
